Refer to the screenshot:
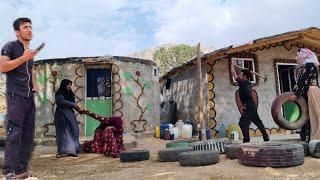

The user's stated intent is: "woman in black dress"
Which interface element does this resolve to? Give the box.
[54,79,81,158]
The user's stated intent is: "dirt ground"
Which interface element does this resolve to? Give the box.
[1,134,320,180]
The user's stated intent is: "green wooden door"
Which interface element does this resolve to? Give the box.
[85,68,112,137]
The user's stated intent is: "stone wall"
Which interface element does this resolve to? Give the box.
[162,64,209,124]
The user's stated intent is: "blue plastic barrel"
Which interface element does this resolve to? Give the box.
[199,128,212,140]
[160,123,169,139]
[206,128,211,140]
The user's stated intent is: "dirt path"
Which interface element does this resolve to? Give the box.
[1,135,320,180]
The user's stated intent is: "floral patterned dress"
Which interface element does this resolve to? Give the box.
[293,63,319,98]
[80,110,125,158]
[293,62,319,141]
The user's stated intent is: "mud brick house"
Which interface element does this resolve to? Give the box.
[160,27,320,137]
[0,55,160,137]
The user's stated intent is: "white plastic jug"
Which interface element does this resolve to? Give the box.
[182,124,192,139]
[186,124,193,139]
[175,120,184,137]
[181,124,186,138]
[169,127,174,135]
[173,127,179,139]
[168,123,174,130]
[231,130,239,141]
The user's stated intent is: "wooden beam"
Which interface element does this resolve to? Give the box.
[196,43,206,141]
[303,36,320,48]
[302,33,320,42]
[283,36,303,46]
[227,35,301,54]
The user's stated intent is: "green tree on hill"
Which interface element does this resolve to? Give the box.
[153,44,199,76]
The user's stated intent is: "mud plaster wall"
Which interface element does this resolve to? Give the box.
[33,59,160,137]
[118,61,160,133]
[34,62,84,137]
[212,46,299,131]
[162,64,209,124]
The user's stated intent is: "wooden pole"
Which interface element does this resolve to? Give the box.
[196,43,206,141]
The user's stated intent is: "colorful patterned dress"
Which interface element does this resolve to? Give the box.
[294,62,319,141]
[80,110,125,158]
[294,62,319,98]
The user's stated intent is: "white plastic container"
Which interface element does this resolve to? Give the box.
[181,124,193,139]
[231,130,239,141]
[186,124,193,139]
[173,127,179,139]
[181,125,186,138]
[175,120,184,137]
[169,127,174,135]
[168,123,174,130]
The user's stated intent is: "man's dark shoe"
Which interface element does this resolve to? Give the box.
[263,137,270,142]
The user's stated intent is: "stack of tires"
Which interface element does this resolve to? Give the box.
[237,142,305,167]
[224,143,242,159]
[271,138,310,156]
[158,139,222,167]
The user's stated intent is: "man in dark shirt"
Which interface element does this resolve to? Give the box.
[231,63,269,143]
[0,17,40,179]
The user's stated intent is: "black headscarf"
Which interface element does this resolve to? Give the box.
[55,79,75,103]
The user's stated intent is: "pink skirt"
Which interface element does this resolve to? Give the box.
[308,86,320,140]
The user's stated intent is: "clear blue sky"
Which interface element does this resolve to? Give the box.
[0,0,319,60]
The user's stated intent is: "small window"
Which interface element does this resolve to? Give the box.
[152,66,158,82]
[165,78,171,89]
[86,68,112,99]
[232,58,256,83]
[153,66,158,77]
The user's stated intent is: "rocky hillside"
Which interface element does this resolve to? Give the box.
[128,43,214,62]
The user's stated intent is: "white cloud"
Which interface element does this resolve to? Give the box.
[145,0,320,49]
[0,0,141,59]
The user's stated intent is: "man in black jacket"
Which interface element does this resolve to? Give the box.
[0,17,40,179]
[231,63,269,143]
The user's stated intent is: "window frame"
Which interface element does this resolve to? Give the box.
[231,57,256,84]
[228,52,259,86]
[85,67,112,99]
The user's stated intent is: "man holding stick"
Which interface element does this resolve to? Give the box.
[231,63,269,143]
